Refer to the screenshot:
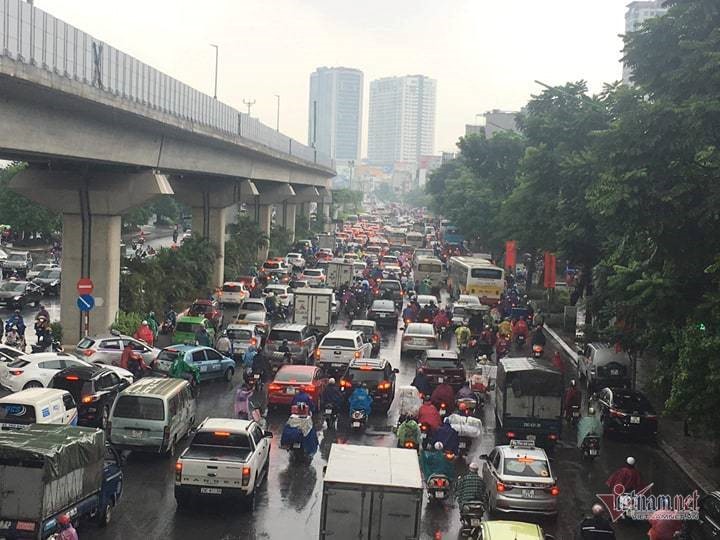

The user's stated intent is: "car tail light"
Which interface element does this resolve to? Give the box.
[302,385,316,394]
[497,482,510,492]
[268,383,282,393]
[9,369,23,376]
[506,431,516,439]
[645,414,657,421]
[354,351,361,359]
[82,349,95,357]
[81,394,99,404]
[548,433,558,441]
[340,379,352,389]
[609,408,626,418]
[242,466,251,486]
[65,375,80,381]
[549,485,560,496]
[377,381,391,391]
[175,461,183,482]
[314,349,321,359]
[162,425,170,446]
[250,338,257,346]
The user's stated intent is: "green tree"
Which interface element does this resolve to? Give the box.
[223,217,268,278]
[0,163,60,239]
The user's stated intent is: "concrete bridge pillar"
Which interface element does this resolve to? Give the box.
[280,202,297,242]
[171,178,250,288]
[10,168,173,344]
[291,186,321,235]
[251,183,295,261]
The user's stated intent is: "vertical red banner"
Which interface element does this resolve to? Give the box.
[544,252,557,288]
[505,240,517,271]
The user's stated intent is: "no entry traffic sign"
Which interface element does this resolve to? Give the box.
[77,278,94,295]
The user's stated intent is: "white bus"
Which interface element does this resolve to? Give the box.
[413,256,445,291]
[405,231,424,249]
[384,226,406,246]
[447,256,505,304]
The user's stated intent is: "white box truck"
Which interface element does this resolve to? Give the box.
[319,444,423,540]
[325,258,354,289]
[317,233,335,250]
[292,287,333,334]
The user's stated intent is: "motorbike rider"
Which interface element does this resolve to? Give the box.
[564,380,582,420]
[512,316,529,342]
[430,382,456,411]
[467,308,485,334]
[531,325,547,347]
[56,514,78,540]
[456,381,475,401]
[277,339,292,364]
[418,396,442,433]
[291,388,318,414]
[455,462,487,508]
[417,303,434,323]
[402,303,416,324]
[396,417,422,448]
[169,354,201,389]
[321,378,344,411]
[6,310,25,338]
[411,370,432,397]
[234,382,262,422]
[577,406,604,448]
[215,330,232,356]
[120,341,146,376]
[576,503,616,539]
[164,305,177,330]
[194,325,211,347]
[36,303,50,321]
[433,308,449,332]
[606,456,645,493]
[551,351,565,373]
[35,325,53,352]
[133,320,155,346]
[498,317,512,339]
[5,325,21,348]
[348,383,373,416]
[242,345,259,380]
[455,322,471,348]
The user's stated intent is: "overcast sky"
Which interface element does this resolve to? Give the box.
[34,0,628,156]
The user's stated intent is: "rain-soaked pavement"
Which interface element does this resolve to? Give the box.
[83,303,694,540]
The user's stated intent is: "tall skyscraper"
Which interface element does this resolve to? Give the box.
[622,1,669,84]
[367,75,437,165]
[307,67,363,163]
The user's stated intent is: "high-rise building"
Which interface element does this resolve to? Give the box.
[484,110,519,138]
[308,67,363,162]
[367,75,437,165]
[623,1,669,83]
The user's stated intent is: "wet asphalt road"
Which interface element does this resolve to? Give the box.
[82,301,694,540]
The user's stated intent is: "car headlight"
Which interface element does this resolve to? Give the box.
[12,296,21,301]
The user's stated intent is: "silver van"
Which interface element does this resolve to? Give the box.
[577,342,632,391]
[108,377,196,456]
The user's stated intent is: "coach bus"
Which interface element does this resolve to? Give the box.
[447,256,505,304]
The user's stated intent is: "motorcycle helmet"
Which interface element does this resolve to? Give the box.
[570,379,577,387]
[468,462,479,472]
[328,378,336,385]
[626,456,636,466]
[588,407,595,415]
[434,441,444,451]
[57,514,71,526]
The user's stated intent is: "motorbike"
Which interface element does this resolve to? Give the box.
[515,333,526,349]
[569,404,581,426]
[350,408,367,431]
[438,325,450,342]
[581,434,601,460]
[160,320,175,335]
[532,344,544,358]
[30,340,63,354]
[456,397,478,417]
[457,435,472,456]
[437,402,449,418]
[323,403,338,430]
[419,422,430,447]
[427,473,451,502]
[459,501,486,537]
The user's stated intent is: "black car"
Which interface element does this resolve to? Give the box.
[339,357,399,413]
[367,299,399,328]
[417,349,466,391]
[693,491,720,539]
[596,387,658,440]
[32,268,61,295]
[49,365,130,428]
[0,280,43,309]
[374,279,403,309]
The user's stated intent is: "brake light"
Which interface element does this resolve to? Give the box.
[340,379,352,388]
[8,369,23,376]
[175,461,183,481]
[377,381,391,391]
[506,431,516,439]
[372,335,379,343]
[242,466,251,486]
[440,403,446,409]
[65,375,80,381]
[548,433,558,441]
[497,482,508,492]
[302,385,316,394]
[354,351,361,359]
[213,432,231,437]
[433,477,449,488]
[609,408,626,418]
[420,423,428,432]
[250,338,257,346]
[314,349,321,359]
[81,395,99,404]
[268,383,282,392]
[82,349,95,357]
[549,485,560,496]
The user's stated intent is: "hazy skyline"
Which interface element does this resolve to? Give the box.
[33,0,629,157]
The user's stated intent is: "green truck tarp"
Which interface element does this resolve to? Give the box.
[0,425,105,521]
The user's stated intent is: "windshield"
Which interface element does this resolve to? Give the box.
[7,254,25,262]
[453,306,468,316]
[406,324,434,335]
[503,457,551,478]
[274,369,313,383]
[304,269,323,276]
[424,358,460,369]
[37,269,60,279]
[227,329,253,340]
[418,263,442,273]
[175,322,203,333]
[470,268,503,280]
[157,350,181,362]
[614,393,654,412]
[321,338,356,348]
[379,281,400,291]
[241,302,265,311]
[113,396,165,420]
[268,330,301,342]
[350,325,374,336]
[0,282,25,292]
[50,377,93,399]
[223,284,244,292]
[192,431,251,449]
[346,369,383,384]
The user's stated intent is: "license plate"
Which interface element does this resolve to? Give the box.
[522,489,535,499]
[611,369,619,376]
[589,449,598,455]
[200,487,222,495]
[334,350,342,355]
[437,377,444,383]
[130,430,144,438]
[470,518,481,527]
[572,411,580,418]
[378,313,387,317]
[630,416,640,424]
[253,374,260,379]
[324,409,333,414]
[285,387,296,395]
[332,363,344,368]
[459,441,466,449]
[352,421,360,428]
[200,365,208,372]
[527,434,536,441]
[439,409,446,417]
[434,491,445,499]
[292,442,301,448]
[421,433,427,439]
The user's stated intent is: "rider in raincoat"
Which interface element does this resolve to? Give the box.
[396,419,422,449]
[348,384,373,416]
[577,406,604,448]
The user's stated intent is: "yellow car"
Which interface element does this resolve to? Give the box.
[480,520,553,540]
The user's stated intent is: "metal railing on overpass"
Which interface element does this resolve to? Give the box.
[0,0,334,169]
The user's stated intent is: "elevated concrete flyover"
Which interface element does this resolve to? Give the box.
[0,1,335,343]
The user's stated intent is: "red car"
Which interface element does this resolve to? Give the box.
[188,299,223,328]
[267,365,327,408]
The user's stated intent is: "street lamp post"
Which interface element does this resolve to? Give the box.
[210,44,219,100]
[274,94,280,131]
[243,99,256,117]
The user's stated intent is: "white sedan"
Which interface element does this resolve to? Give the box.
[284,252,306,270]
[400,323,438,354]
[0,353,133,392]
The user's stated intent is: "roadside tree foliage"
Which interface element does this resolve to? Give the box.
[426,0,720,433]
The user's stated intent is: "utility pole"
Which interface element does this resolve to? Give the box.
[348,160,355,191]
[274,94,280,131]
[210,44,219,100]
[243,98,256,117]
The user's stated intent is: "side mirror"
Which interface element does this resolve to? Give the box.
[479,453,489,460]
[400,327,405,331]
[264,430,274,438]
[487,382,496,391]
[393,368,399,374]
[119,379,131,390]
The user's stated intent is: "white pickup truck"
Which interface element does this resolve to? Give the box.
[315,330,373,377]
[174,418,272,508]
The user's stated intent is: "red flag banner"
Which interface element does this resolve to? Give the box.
[544,252,557,288]
[505,240,517,271]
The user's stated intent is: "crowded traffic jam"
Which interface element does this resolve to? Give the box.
[0,204,705,540]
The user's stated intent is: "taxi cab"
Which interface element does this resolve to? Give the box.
[481,439,559,517]
[478,520,553,539]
